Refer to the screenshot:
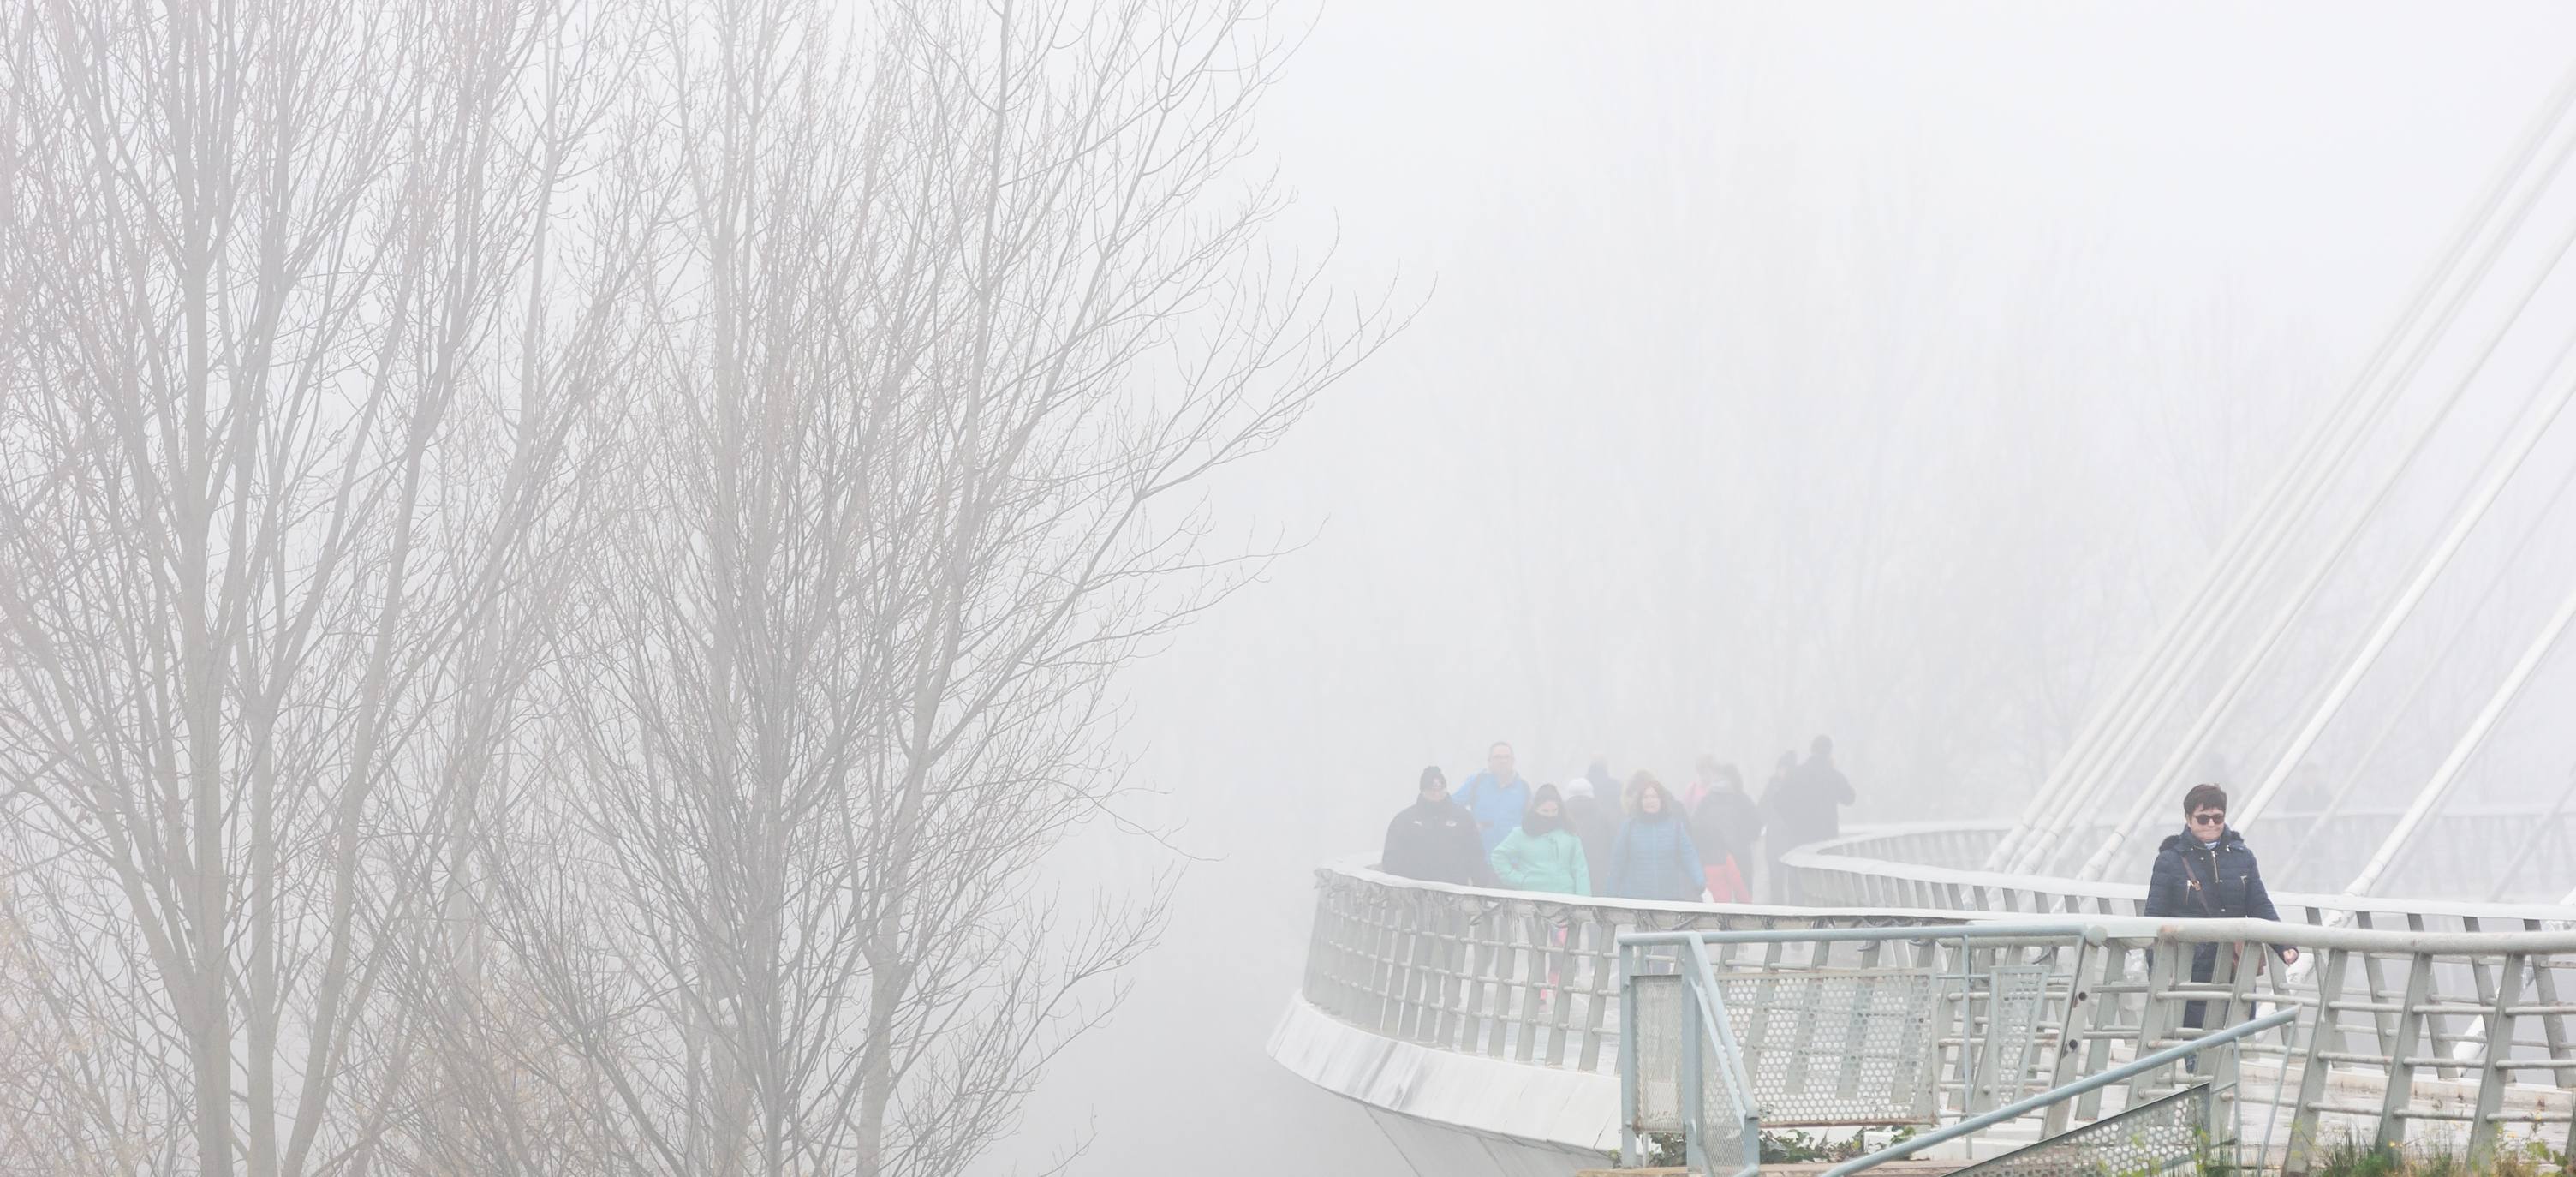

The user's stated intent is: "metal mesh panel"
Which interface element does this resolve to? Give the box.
[1714,967,1941,1125]
[1631,974,1684,1132]
[1953,1084,2211,1177]
[1697,1021,1754,1174]
[1627,971,1756,1172]
[1976,964,2054,1109]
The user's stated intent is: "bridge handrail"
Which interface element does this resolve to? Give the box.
[1288,854,2576,1168]
[1822,1008,2300,1177]
[1780,822,2576,925]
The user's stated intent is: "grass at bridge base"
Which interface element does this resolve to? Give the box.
[1610,1131,2576,1174]
[2303,1138,2573,1177]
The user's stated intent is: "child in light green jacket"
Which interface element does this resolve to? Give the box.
[1488,784,1591,896]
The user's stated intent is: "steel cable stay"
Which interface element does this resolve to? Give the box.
[2234,346,2576,832]
[2257,449,2576,887]
[2343,571,2576,899]
[2060,127,2576,881]
[2001,58,2576,872]
[1979,71,2576,869]
[2074,290,2576,882]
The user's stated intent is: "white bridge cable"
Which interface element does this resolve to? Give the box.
[1991,59,2576,865]
[2485,765,2576,902]
[2260,448,2576,885]
[2233,344,2576,832]
[2072,241,2576,882]
[2346,567,2576,898]
[1980,361,2394,871]
[1998,65,2576,874]
[2047,105,2576,879]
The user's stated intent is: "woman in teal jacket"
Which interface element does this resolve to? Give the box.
[1488,784,1591,895]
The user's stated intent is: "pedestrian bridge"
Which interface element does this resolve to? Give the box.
[1270,810,2576,1176]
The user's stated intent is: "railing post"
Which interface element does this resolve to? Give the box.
[1432,901,1473,1045]
[1619,941,1642,1168]
[2043,937,2096,1137]
[2526,937,2574,1092]
[2374,953,2435,1149]
[2077,937,2128,1121]
[1392,894,1427,1042]
[2133,937,2182,1105]
[2468,951,2526,1158]
[1683,964,1708,1175]
[2285,947,2350,1177]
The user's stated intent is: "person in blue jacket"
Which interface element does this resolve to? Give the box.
[1452,740,1530,856]
[2144,783,2297,1032]
[1601,773,1708,902]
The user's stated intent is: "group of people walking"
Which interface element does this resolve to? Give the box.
[1378,737,1856,904]
[1383,754,2296,1035]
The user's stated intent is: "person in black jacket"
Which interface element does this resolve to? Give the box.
[2144,782,2297,1031]
[1689,761,1762,902]
[1381,766,1494,887]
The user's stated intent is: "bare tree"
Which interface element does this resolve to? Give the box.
[0,1,1382,1173]
[0,1,634,1174]
[458,2,1395,1176]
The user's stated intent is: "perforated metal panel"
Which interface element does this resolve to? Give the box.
[1952,1084,2211,1177]
[1627,971,1757,1173]
[1697,1022,1756,1174]
[1974,964,2054,1110]
[1713,966,1941,1126]
[1631,973,1684,1132]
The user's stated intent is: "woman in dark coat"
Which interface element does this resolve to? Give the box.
[2144,782,2296,1028]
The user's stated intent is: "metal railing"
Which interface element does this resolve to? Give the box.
[1297,860,1959,1075]
[1828,1009,2300,1177]
[1950,1083,2214,1177]
[1293,859,2576,1169]
[1782,817,2576,927]
[1620,924,2096,1173]
[1622,935,1763,1177]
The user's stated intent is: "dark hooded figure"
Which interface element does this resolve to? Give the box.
[1380,766,1494,887]
[2144,783,2295,1029]
[1761,735,1855,903]
[1690,760,1761,902]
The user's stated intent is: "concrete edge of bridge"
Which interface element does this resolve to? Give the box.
[1267,993,1620,1160]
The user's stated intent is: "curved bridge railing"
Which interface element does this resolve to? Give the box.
[1279,856,2576,1170]
[1786,807,2576,904]
[1780,818,2576,934]
[1296,859,1959,1077]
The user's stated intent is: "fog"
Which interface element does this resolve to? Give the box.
[10,3,2576,1176]
[996,5,2576,1174]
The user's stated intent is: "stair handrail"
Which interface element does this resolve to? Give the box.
[1819,1006,2300,1177]
[1621,922,2105,1175]
[1681,935,1762,1177]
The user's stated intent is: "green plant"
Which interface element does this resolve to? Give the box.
[1760,1126,1921,1164]
[2306,1136,2574,1177]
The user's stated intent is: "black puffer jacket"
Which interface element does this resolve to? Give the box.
[2144,828,2284,973]
[2145,829,2280,920]
[1381,798,1494,887]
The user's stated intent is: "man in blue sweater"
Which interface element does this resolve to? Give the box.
[1452,740,1530,857]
